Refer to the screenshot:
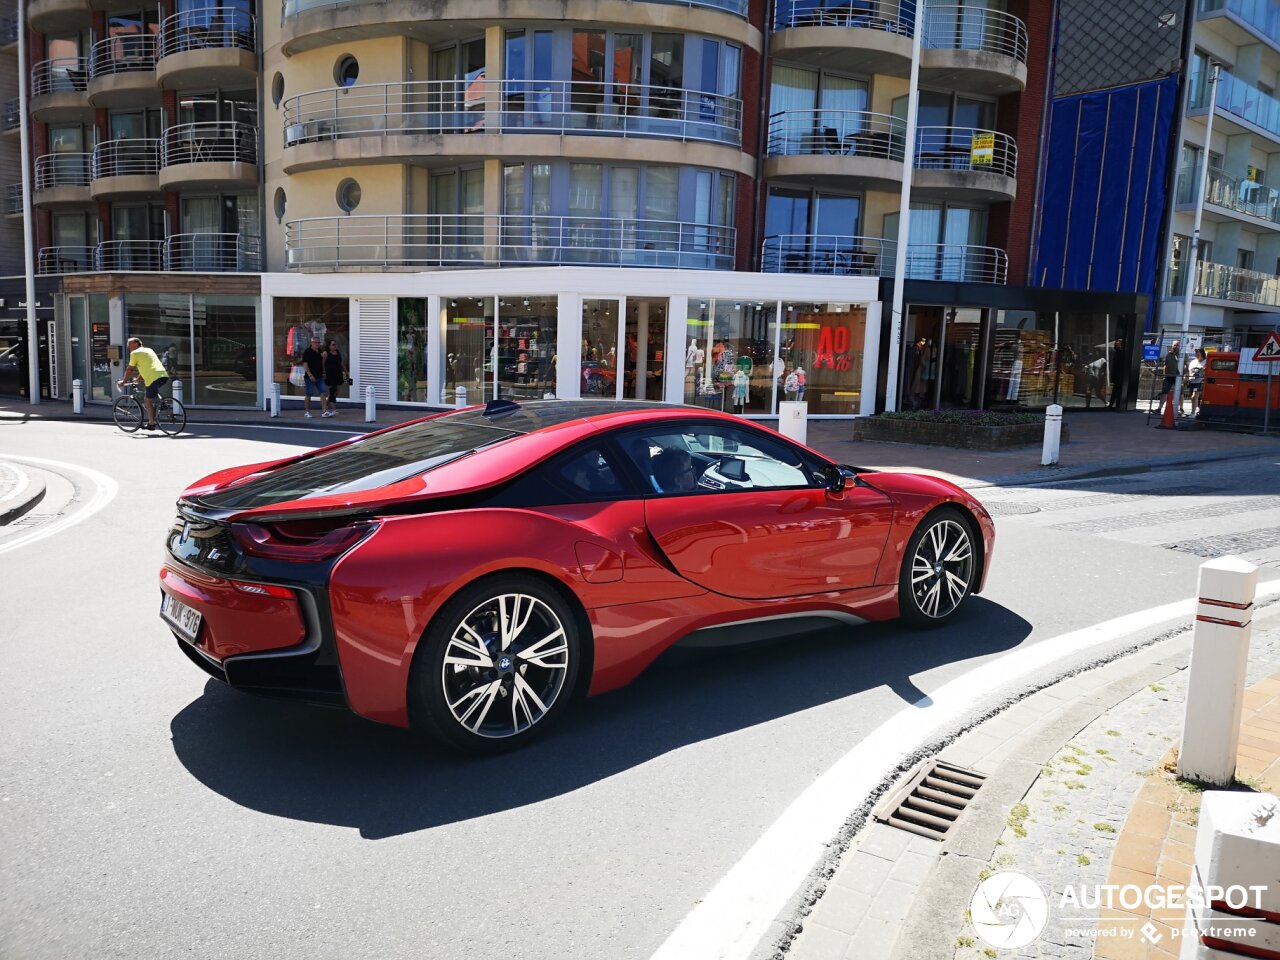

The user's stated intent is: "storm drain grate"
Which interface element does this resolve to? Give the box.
[873,759,987,841]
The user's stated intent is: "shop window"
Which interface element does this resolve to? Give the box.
[683,300,779,415]
[497,296,557,400]
[442,296,494,404]
[275,298,350,399]
[397,298,428,402]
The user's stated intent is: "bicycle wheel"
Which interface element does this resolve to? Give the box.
[112,395,144,433]
[155,397,187,436]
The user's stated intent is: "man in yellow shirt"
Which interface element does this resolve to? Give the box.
[117,336,171,430]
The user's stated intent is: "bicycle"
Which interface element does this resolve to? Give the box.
[113,381,187,437]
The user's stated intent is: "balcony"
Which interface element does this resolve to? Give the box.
[3,99,19,134]
[921,5,1028,95]
[164,233,261,271]
[97,240,165,271]
[1198,0,1280,53]
[279,0,754,57]
[88,34,159,107]
[285,214,736,271]
[28,0,91,35]
[160,122,258,190]
[762,235,1007,283]
[764,109,905,189]
[157,7,257,89]
[5,183,22,217]
[282,80,743,175]
[1170,258,1280,309]
[1191,69,1280,143]
[91,139,160,197]
[1178,165,1280,229]
[31,57,92,124]
[34,152,92,205]
[913,125,1017,201]
[37,246,95,274]
[772,1,914,74]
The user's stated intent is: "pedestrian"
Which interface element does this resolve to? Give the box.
[301,335,326,418]
[322,338,347,418]
[1159,339,1181,414]
[1187,346,1206,418]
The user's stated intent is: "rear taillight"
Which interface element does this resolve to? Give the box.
[231,519,377,562]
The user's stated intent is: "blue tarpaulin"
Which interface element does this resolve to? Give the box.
[1033,76,1177,303]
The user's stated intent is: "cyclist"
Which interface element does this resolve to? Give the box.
[116,336,170,430]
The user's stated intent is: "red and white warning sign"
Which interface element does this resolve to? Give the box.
[1254,330,1280,361]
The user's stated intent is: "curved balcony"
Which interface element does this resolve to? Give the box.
[97,240,164,271]
[4,99,21,134]
[34,153,92,206]
[282,80,745,175]
[285,214,735,271]
[28,0,91,35]
[31,58,92,124]
[913,126,1016,201]
[165,233,261,271]
[160,122,258,190]
[762,235,1007,283]
[158,7,256,89]
[772,0,914,74]
[922,5,1027,95]
[37,246,95,274]
[764,109,904,190]
[279,0,757,57]
[88,35,159,107]
[91,139,160,197]
[5,184,23,217]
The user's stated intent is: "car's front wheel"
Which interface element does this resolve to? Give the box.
[409,575,581,754]
[898,508,977,628]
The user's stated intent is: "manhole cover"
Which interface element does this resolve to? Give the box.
[980,501,1041,517]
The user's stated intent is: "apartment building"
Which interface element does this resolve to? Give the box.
[1161,0,1280,353]
[8,0,1157,416]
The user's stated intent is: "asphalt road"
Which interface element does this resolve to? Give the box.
[1,420,1277,960]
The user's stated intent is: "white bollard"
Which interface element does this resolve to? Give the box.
[365,385,376,423]
[1179,791,1280,959]
[778,401,808,445]
[1177,556,1258,786]
[171,378,183,406]
[1041,403,1063,466]
[71,378,83,415]
[270,382,281,418]
[456,385,468,409]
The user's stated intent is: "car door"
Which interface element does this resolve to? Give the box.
[620,422,894,599]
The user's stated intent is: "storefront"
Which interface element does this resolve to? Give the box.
[262,268,883,418]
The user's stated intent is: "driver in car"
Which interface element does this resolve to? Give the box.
[653,449,698,494]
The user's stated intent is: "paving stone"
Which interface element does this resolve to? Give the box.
[857,823,915,862]
[847,916,899,959]
[887,849,937,886]
[789,921,851,960]
[866,879,914,923]
[805,883,870,938]
[836,851,893,896]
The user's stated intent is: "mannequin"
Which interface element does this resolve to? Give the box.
[732,368,748,414]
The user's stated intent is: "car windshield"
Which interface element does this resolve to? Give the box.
[195,420,521,510]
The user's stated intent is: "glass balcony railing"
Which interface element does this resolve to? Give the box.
[283,0,745,21]
[285,214,735,270]
[1178,165,1280,226]
[1198,0,1280,51]
[283,79,742,148]
[34,152,91,189]
[1168,257,1280,307]
[761,235,1008,282]
[773,0,915,34]
[1192,68,1280,139]
[766,109,905,159]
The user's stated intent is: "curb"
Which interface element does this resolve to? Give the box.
[957,447,1279,491]
[0,461,46,525]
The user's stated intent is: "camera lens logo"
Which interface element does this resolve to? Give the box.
[970,871,1049,950]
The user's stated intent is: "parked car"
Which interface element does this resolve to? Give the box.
[159,400,994,753]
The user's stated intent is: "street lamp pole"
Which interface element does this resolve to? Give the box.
[1175,62,1220,418]
[884,0,925,413]
[17,0,41,405]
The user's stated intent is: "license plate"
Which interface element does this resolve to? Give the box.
[160,592,203,643]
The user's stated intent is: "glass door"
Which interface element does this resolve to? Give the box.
[625,297,668,400]
[581,298,622,399]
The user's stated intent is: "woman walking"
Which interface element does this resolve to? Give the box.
[322,338,348,418]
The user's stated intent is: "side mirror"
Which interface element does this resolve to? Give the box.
[822,464,858,494]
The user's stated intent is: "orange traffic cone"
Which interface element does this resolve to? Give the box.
[1157,391,1177,429]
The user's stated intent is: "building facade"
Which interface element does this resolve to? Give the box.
[8,0,1172,417]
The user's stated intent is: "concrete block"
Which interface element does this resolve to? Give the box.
[1193,791,1280,915]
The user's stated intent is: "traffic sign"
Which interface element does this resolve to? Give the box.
[1256,331,1280,361]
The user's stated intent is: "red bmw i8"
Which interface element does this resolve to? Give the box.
[160,400,994,753]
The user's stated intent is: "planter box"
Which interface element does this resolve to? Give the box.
[852,416,1069,451]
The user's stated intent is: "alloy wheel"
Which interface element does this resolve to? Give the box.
[909,518,974,620]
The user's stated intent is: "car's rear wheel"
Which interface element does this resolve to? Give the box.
[899,508,977,628]
[409,575,581,754]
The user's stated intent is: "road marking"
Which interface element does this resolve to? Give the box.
[185,423,364,437]
[0,456,118,558]
[650,580,1280,960]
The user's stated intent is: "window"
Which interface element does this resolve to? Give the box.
[273,187,286,221]
[336,178,361,212]
[551,446,626,498]
[271,73,284,107]
[622,423,817,495]
[334,54,359,87]
[1237,249,1254,270]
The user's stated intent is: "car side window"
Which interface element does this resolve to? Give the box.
[621,424,821,495]
[552,446,626,498]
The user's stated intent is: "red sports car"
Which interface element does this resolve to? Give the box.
[160,400,994,753]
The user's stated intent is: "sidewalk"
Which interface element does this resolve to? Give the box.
[780,606,1280,960]
[2,396,1277,489]
[0,458,45,524]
